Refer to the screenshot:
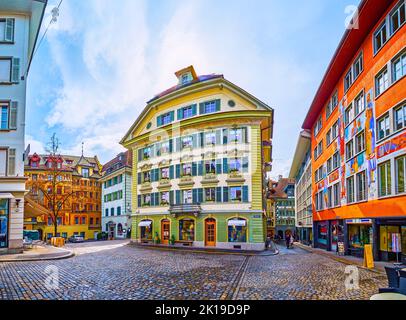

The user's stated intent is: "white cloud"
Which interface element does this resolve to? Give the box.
[36,0,326,170]
[25,135,46,154]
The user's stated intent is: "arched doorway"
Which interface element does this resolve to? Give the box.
[205,218,216,247]
[161,219,170,245]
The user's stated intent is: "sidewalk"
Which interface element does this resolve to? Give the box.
[295,242,399,274]
[0,243,74,262]
[130,242,279,256]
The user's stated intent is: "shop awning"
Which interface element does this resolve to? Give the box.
[138,221,152,227]
[0,193,14,199]
[228,219,246,227]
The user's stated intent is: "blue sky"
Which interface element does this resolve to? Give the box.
[26,0,360,179]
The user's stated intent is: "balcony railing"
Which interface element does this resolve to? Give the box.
[169,204,201,217]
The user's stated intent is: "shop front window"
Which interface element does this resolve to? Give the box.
[140,220,153,240]
[349,224,373,248]
[380,225,404,261]
[0,199,9,248]
[179,219,195,241]
[331,221,344,252]
[228,218,247,242]
[317,223,328,246]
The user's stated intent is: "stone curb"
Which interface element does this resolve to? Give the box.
[129,243,280,257]
[295,243,384,274]
[0,249,75,263]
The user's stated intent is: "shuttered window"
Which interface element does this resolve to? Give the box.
[8,148,16,176]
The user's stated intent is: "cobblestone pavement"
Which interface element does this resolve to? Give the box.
[235,245,388,300]
[0,241,387,300]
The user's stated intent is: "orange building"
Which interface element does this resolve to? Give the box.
[302,0,406,262]
[24,153,102,241]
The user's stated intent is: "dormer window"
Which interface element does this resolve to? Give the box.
[181,72,192,85]
[82,168,89,178]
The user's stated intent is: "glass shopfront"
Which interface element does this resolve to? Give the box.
[379,222,406,262]
[317,222,328,248]
[228,218,247,242]
[0,199,9,248]
[179,219,195,241]
[348,223,373,249]
[139,220,153,240]
[331,220,344,252]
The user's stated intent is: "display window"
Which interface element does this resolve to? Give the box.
[228,218,247,242]
[317,223,328,246]
[140,220,153,240]
[348,224,373,248]
[331,221,344,252]
[179,219,195,241]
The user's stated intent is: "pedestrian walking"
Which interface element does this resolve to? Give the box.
[290,234,294,248]
[285,234,290,249]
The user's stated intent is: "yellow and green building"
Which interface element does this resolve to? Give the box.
[121,66,273,251]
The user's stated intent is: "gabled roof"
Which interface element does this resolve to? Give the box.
[302,0,395,129]
[102,150,132,175]
[121,66,273,146]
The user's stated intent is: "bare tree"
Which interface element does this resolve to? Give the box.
[30,134,75,238]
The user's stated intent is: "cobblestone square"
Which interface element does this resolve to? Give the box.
[0,241,387,300]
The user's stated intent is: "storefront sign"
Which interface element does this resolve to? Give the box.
[346,219,372,225]
[363,244,374,269]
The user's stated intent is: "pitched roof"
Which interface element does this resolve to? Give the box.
[25,153,101,178]
[102,150,132,175]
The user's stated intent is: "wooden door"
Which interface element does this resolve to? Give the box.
[161,220,170,245]
[205,219,216,247]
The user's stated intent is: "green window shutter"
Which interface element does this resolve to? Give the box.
[223,129,228,144]
[9,101,17,130]
[192,162,197,176]
[169,165,174,179]
[169,191,174,205]
[137,195,142,207]
[137,173,142,184]
[151,193,156,206]
[192,189,198,204]
[192,104,197,116]
[7,149,16,176]
[176,190,181,204]
[12,58,20,83]
[198,161,204,176]
[5,19,14,42]
[138,149,143,161]
[242,127,248,143]
[199,103,205,115]
[199,132,204,148]
[155,193,159,206]
[216,159,222,174]
[215,99,221,111]
[223,187,229,203]
[216,187,222,202]
[242,186,249,203]
[175,164,181,178]
[223,158,229,173]
[170,111,175,122]
[192,134,198,148]
[169,139,173,153]
[177,108,183,120]
[156,143,161,157]
[242,157,249,173]
[198,188,204,203]
[157,115,162,127]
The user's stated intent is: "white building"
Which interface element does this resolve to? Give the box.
[100,151,132,239]
[0,0,47,254]
[289,130,313,245]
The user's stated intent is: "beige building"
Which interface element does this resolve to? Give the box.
[289,130,312,245]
